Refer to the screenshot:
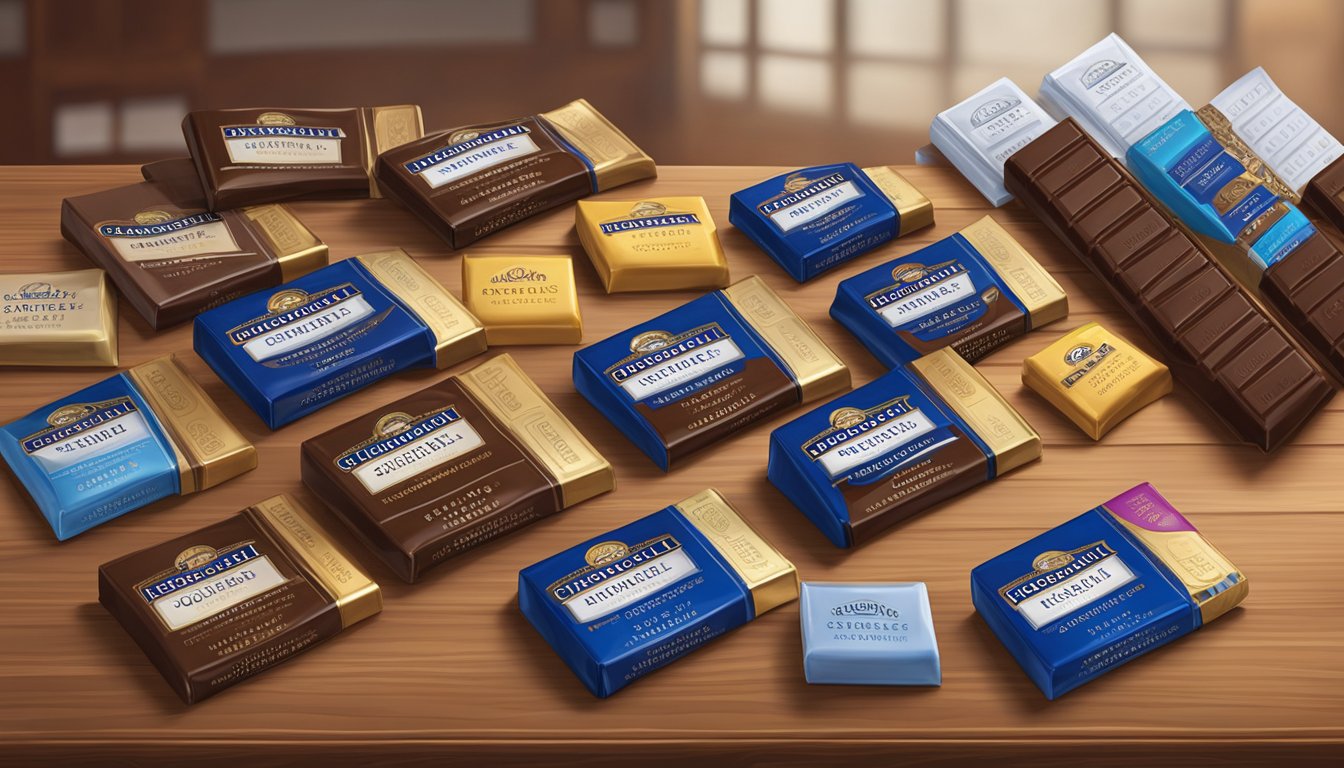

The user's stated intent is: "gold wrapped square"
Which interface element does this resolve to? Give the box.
[354,249,488,368]
[721,275,850,403]
[0,268,118,367]
[574,197,730,293]
[461,254,583,345]
[676,488,799,617]
[540,99,657,191]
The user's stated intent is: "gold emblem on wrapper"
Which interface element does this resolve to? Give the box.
[911,348,1041,476]
[674,488,798,617]
[721,275,849,404]
[585,541,630,566]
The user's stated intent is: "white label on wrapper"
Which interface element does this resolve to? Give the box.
[241,294,375,362]
[106,220,241,263]
[416,134,540,189]
[151,555,288,631]
[616,337,744,401]
[223,128,345,165]
[351,418,485,494]
[767,181,862,232]
[877,272,977,326]
[562,548,699,623]
[814,409,941,478]
[1015,556,1137,630]
[28,410,153,474]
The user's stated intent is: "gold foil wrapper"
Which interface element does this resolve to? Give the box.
[241,204,329,281]
[675,488,798,617]
[249,494,382,628]
[911,348,1041,476]
[541,99,657,191]
[363,104,425,198]
[461,254,583,345]
[0,268,118,367]
[574,197,730,293]
[722,275,850,403]
[1022,322,1172,440]
[355,249,487,368]
[860,166,935,236]
[457,353,614,508]
[960,215,1069,329]
[125,354,256,494]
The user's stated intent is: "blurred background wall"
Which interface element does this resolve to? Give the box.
[1,0,1340,165]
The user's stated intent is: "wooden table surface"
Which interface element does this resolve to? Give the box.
[1,165,1341,766]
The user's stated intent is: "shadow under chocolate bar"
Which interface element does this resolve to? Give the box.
[1004,119,1333,451]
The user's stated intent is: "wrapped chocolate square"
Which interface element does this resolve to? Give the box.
[99,494,382,704]
[61,180,328,330]
[573,275,849,471]
[301,353,613,582]
[461,254,583,345]
[519,488,797,698]
[194,249,486,429]
[374,99,656,248]
[181,105,425,209]
[574,197,730,293]
[729,164,934,282]
[0,268,118,367]
[768,348,1040,548]
[0,355,255,540]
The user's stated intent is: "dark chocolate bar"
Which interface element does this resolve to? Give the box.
[1003,119,1333,451]
[1260,230,1344,383]
[1304,156,1344,237]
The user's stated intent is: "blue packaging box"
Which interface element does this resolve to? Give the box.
[0,355,254,539]
[800,582,940,686]
[971,483,1248,700]
[194,249,485,429]
[830,216,1067,368]
[572,275,848,471]
[518,488,798,698]
[768,348,1039,548]
[729,164,933,282]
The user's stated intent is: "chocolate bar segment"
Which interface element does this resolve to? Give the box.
[1303,155,1344,237]
[1004,119,1333,450]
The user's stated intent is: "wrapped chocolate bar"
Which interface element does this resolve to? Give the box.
[519,488,797,698]
[0,355,254,540]
[194,249,486,429]
[768,348,1039,548]
[972,483,1248,699]
[729,164,934,282]
[61,180,328,330]
[375,99,656,248]
[573,275,849,470]
[830,216,1067,367]
[574,197,730,293]
[301,354,613,582]
[99,494,381,704]
[461,254,583,345]
[182,105,425,209]
[0,268,118,366]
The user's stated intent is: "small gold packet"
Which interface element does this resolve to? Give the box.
[0,268,117,367]
[461,254,583,345]
[1022,321,1171,439]
[574,197,730,293]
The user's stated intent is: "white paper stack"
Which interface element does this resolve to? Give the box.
[1210,67,1344,194]
[1037,33,1190,161]
[930,78,1057,206]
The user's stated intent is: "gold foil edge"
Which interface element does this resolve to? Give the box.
[1106,509,1249,625]
[0,268,118,367]
[959,215,1069,329]
[721,275,849,402]
[241,204,329,281]
[126,354,256,494]
[674,488,798,617]
[540,98,657,191]
[251,493,382,629]
[365,104,425,197]
[573,197,730,293]
[457,353,614,508]
[861,166,935,236]
[1197,104,1300,203]
[355,249,487,368]
[910,348,1041,476]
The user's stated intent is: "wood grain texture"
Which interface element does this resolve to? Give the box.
[0,166,1341,766]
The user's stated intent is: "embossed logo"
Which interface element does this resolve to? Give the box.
[970,97,1021,128]
[256,112,296,126]
[490,266,549,284]
[174,545,219,571]
[1081,59,1125,89]
[1065,345,1093,365]
[629,330,673,353]
[831,600,901,618]
[585,541,629,566]
[266,288,310,314]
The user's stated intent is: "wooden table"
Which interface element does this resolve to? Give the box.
[1,166,1341,766]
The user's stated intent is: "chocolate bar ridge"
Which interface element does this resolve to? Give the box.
[1004,119,1333,451]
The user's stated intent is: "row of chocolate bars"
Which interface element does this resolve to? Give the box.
[2,32,1326,704]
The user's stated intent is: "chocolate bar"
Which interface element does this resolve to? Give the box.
[1003,119,1333,450]
[1302,157,1344,235]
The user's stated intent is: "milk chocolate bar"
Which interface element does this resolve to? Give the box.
[1303,156,1344,235]
[301,353,613,582]
[61,180,328,329]
[99,494,381,704]
[519,488,797,697]
[182,106,425,209]
[0,355,254,539]
[972,483,1247,699]
[194,249,486,429]
[1003,119,1333,450]
[0,268,118,367]
[768,348,1039,548]
[573,275,849,470]
[375,99,656,249]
